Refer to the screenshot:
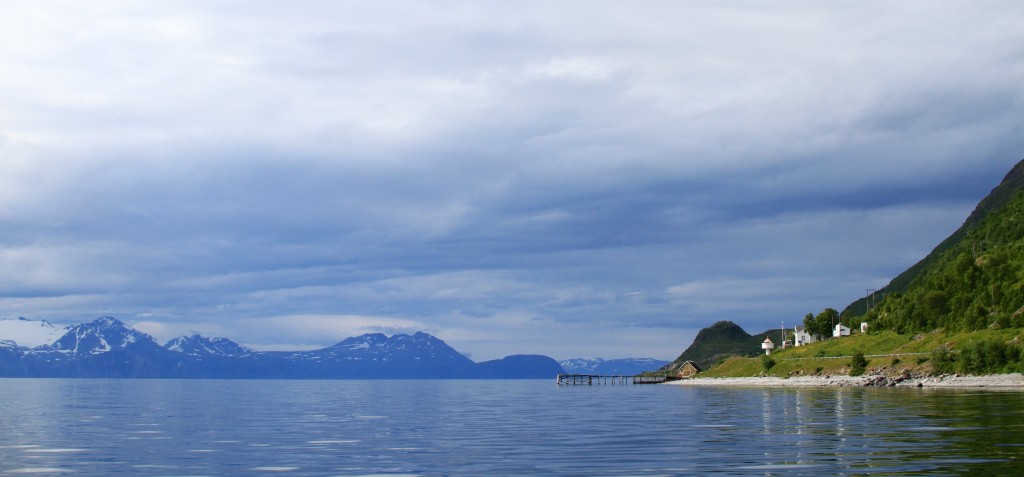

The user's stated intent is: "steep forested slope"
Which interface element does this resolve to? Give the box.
[864,188,1024,332]
[844,158,1024,317]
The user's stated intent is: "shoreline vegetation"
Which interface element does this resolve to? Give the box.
[668,373,1024,388]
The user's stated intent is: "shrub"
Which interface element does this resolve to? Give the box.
[761,355,776,372]
[955,338,1023,374]
[849,351,868,376]
[931,346,955,374]
[891,357,901,366]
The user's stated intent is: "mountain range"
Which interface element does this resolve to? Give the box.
[0,316,563,379]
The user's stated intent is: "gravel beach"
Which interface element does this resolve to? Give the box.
[668,373,1024,388]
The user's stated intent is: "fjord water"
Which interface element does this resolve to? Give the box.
[0,379,1021,476]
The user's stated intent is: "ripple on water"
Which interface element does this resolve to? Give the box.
[3,468,76,474]
[21,449,87,454]
[344,474,421,477]
[737,464,824,470]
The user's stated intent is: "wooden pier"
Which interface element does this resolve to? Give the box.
[556,374,679,385]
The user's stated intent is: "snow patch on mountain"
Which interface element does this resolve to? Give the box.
[0,317,68,347]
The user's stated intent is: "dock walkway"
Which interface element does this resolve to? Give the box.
[556,374,678,385]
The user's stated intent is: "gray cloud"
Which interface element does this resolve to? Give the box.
[1,1,1022,360]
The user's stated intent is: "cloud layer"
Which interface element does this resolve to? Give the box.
[1,1,1023,360]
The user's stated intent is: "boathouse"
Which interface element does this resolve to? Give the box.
[676,360,702,379]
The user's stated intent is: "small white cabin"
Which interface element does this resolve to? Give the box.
[833,324,851,338]
[793,326,816,347]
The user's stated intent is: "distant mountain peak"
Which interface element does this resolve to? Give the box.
[316,331,474,369]
[165,334,253,357]
[52,316,158,355]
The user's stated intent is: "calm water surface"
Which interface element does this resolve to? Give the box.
[0,379,1022,476]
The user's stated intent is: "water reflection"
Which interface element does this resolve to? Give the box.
[0,379,1021,475]
[690,386,1024,476]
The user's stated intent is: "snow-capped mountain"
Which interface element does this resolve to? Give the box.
[165,334,253,357]
[0,316,67,347]
[308,332,473,363]
[559,357,669,375]
[270,332,478,378]
[51,316,159,355]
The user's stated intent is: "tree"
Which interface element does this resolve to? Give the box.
[804,308,838,339]
[818,308,839,336]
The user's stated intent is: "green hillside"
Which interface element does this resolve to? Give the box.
[662,321,782,372]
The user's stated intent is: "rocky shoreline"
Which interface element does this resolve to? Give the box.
[669,372,1024,388]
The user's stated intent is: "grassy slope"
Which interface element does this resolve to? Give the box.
[702,327,1024,378]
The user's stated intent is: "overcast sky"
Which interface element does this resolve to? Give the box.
[1,1,1022,361]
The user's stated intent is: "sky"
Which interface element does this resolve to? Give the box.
[1,1,1023,361]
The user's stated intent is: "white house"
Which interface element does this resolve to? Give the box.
[833,323,851,338]
[793,326,816,347]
